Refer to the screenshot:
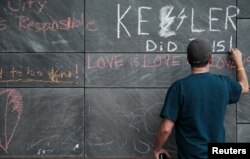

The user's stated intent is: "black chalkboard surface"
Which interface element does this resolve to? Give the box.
[0,88,84,157]
[0,0,84,52]
[0,0,250,158]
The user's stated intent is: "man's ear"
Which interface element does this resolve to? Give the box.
[208,54,212,64]
[187,56,190,65]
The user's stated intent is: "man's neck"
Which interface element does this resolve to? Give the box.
[191,65,210,74]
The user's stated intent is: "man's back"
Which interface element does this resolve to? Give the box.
[153,43,248,159]
[160,73,242,158]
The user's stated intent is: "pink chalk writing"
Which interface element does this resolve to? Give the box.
[87,55,124,69]
[18,13,98,34]
[210,57,235,70]
[0,89,23,153]
[86,54,250,71]
[0,1,98,34]
[87,54,182,70]
[142,54,181,68]
[7,0,47,13]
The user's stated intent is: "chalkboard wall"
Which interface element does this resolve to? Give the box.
[0,0,249,158]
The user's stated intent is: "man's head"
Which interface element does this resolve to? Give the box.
[187,38,212,67]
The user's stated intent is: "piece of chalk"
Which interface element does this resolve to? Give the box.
[159,153,169,159]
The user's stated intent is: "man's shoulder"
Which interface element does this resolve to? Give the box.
[168,78,183,91]
[209,73,232,81]
[172,73,233,86]
[168,76,190,91]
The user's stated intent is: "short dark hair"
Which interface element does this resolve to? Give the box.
[187,38,212,67]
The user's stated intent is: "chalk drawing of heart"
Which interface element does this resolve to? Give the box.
[0,89,23,153]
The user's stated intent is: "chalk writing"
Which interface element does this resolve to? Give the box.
[17,13,98,35]
[87,55,124,69]
[130,102,176,154]
[26,135,60,151]
[146,36,233,52]
[87,54,250,71]
[48,67,72,82]
[7,0,47,13]
[27,67,44,77]
[0,89,23,153]
[0,1,98,35]
[129,102,176,154]
[117,3,239,52]
[0,65,79,85]
[87,140,114,146]
[18,13,86,34]
[133,140,150,154]
[118,5,239,35]
[0,14,97,34]
[159,5,176,38]
[37,148,53,157]
[26,135,60,156]
[117,4,131,39]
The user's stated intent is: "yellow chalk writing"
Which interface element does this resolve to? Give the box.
[0,65,78,85]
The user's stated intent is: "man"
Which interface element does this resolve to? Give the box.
[153,38,249,159]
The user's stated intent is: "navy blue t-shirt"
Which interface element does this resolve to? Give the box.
[160,72,242,159]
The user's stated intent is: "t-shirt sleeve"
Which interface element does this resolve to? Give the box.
[160,83,180,122]
[227,77,242,104]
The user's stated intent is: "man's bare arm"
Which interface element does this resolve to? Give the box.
[153,118,174,159]
[230,48,249,94]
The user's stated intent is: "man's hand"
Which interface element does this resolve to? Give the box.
[230,48,243,68]
[230,48,249,94]
[153,148,170,159]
